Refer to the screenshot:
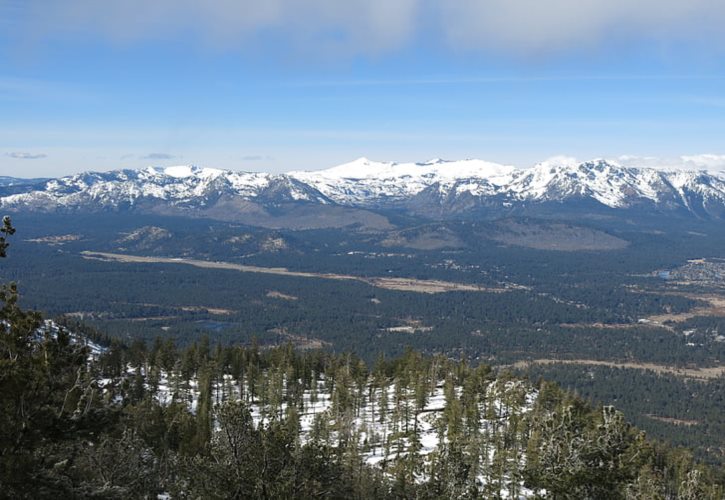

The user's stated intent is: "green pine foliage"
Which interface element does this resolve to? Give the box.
[1,219,723,498]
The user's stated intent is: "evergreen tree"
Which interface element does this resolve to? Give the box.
[0,218,112,497]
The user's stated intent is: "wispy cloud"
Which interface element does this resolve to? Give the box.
[141,153,176,160]
[242,155,273,161]
[9,1,725,57]
[680,154,725,172]
[438,0,725,55]
[16,0,418,57]
[616,153,725,172]
[0,76,98,103]
[6,151,47,160]
[685,96,725,108]
[290,74,725,88]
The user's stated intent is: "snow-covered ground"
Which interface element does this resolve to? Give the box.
[38,319,106,359]
[125,366,541,498]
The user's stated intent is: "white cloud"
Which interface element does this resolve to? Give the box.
[242,155,273,162]
[142,153,176,160]
[616,154,725,173]
[438,0,725,55]
[21,0,419,57]
[680,154,725,172]
[6,151,47,160]
[10,1,725,57]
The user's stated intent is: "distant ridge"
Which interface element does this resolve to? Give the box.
[2,158,725,220]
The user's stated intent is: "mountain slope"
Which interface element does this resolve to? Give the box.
[288,157,517,206]
[3,158,725,222]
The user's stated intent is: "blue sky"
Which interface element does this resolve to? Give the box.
[2,0,725,177]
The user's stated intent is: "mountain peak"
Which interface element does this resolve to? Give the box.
[292,157,516,181]
[2,157,725,218]
[162,165,196,178]
[157,165,227,179]
[533,156,581,171]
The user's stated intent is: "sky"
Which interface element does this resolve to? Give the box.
[2,0,725,177]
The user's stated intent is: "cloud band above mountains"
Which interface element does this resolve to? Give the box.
[10,0,725,57]
[6,151,47,160]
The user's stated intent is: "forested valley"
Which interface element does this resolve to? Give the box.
[2,214,725,498]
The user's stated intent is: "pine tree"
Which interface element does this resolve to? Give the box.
[0,218,109,496]
[0,216,15,258]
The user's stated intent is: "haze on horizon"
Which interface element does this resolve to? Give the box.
[2,0,725,177]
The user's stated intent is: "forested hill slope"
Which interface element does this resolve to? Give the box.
[3,315,723,498]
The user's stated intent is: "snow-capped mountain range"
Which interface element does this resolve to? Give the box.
[3,158,725,220]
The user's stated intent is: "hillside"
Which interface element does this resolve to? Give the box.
[4,313,724,498]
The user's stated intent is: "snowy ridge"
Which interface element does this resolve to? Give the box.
[292,157,725,214]
[0,166,328,211]
[289,157,518,204]
[2,158,725,217]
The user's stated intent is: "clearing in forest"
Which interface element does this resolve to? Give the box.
[81,251,508,294]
